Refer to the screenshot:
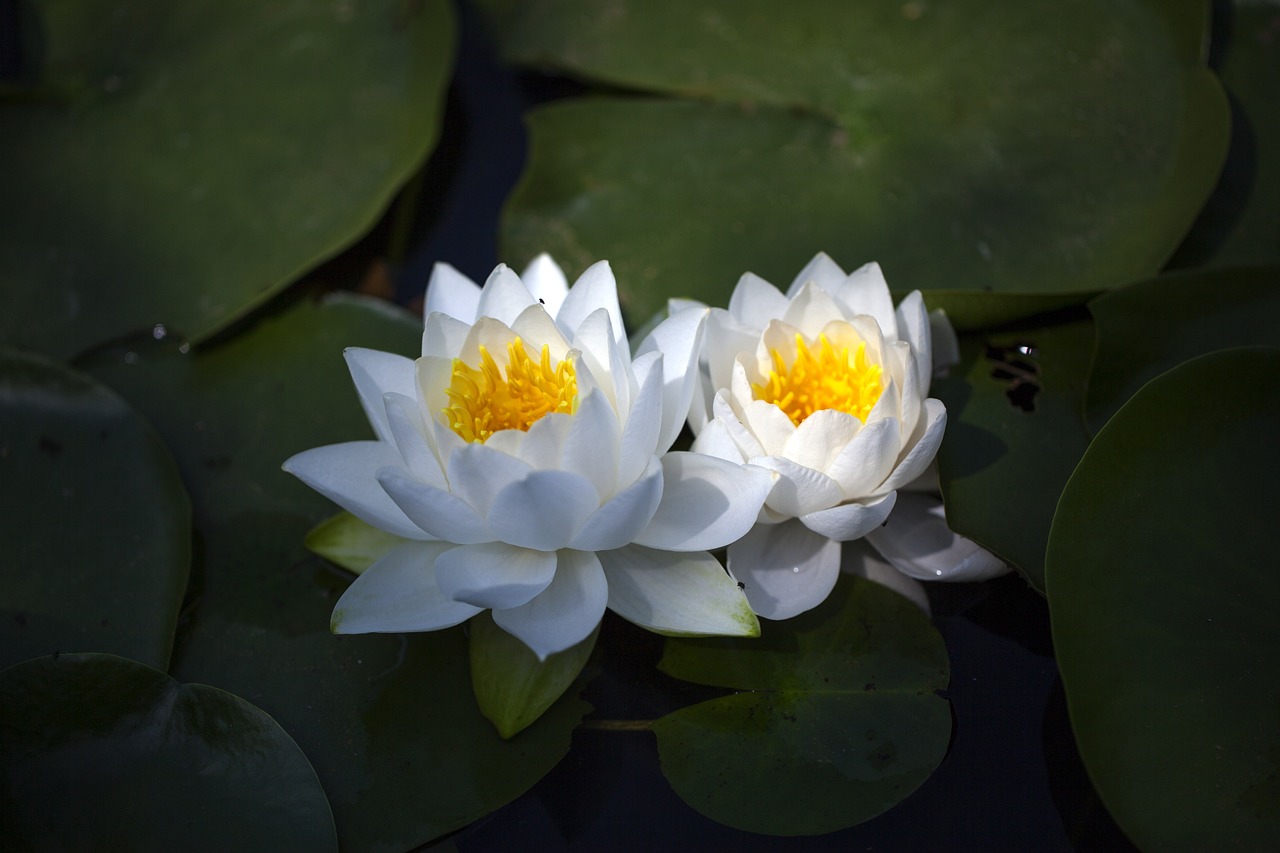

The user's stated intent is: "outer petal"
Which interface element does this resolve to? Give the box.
[616,351,664,485]
[786,252,847,298]
[713,389,765,459]
[636,304,708,453]
[834,261,898,340]
[344,348,416,444]
[728,520,842,620]
[383,392,447,490]
[781,281,846,337]
[879,399,947,493]
[487,470,601,551]
[422,311,473,360]
[475,264,538,326]
[689,417,747,463]
[557,260,627,353]
[283,442,427,540]
[728,272,789,329]
[825,416,902,498]
[895,290,933,394]
[866,492,1010,582]
[331,541,480,633]
[423,262,481,324]
[799,491,898,541]
[781,408,861,472]
[600,546,759,637]
[570,456,664,552]
[435,542,557,610]
[634,452,777,551]
[751,456,844,517]
[493,549,608,660]
[446,443,534,516]
[929,309,961,376]
[560,388,621,500]
[377,466,491,544]
[521,253,569,319]
[840,538,932,616]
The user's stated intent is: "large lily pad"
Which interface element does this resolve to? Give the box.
[1086,266,1280,432]
[0,350,189,671]
[84,295,589,850]
[482,0,1226,323]
[933,318,1094,592]
[0,653,336,852]
[654,575,950,835]
[0,0,454,359]
[1046,347,1280,850]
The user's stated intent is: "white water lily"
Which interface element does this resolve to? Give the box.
[284,257,775,659]
[682,253,995,620]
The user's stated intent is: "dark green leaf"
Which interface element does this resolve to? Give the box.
[1047,347,1280,851]
[0,652,336,853]
[1085,266,1280,432]
[934,319,1094,592]
[487,0,1226,323]
[0,350,189,671]
[655,575,950,835]
[0,0,455,359]
[84,295,589,850]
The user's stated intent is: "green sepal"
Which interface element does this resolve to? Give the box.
[305,511,407,576]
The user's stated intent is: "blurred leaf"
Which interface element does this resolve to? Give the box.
[654,575,950,835]
[0,652,336,853]
[0,0,454,359]
[84,294,589,850]
[0,350,189,671]
[306,510,405,576]
[484,0,1226,323]
[470,613,598,739]
[1047,347,1280,851]
[1086,266,1280,431]
[933,319,1094,592]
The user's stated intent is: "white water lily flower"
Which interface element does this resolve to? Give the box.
[284,257,775,659]
[681,253,960,619]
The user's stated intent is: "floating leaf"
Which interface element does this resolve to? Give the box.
[654,575,950,835]
[483,0,1226,323]
[0,0,455,359]
[1085,266,1280,432]
[1047,347,1280,850]
[933,319,1094,592]
[84,295,589,850]
[0,653,336,852]
[0,350,189,671]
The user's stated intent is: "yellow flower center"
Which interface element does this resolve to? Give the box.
[753,333,883,425]
[443,338,577,443]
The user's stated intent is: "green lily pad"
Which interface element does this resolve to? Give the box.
[654,575,950,835]
[1046,347,1280,850]
[1086,267,1280,432]
[483,0,1226,323]
[0,0,454,359]
[933,319,1095,592]
[0,350,189,671]
[84,294,590,850]
[0,652,336,852]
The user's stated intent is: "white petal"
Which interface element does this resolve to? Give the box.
[786,252,847,298]
[616,351,664,486]
[510,303,572,362]
[600,546,759,637]
[637,304,708,453]
[421,311,473,360]
[728,520,842,620]
[880,399,947,493]
[476,264,538,325]
[895,290,933,394]
[283,442,427,540]
[516,410,573,470]
[702,312,759,428]
[892,339,923,438]
[570,457,664,551]
[571,307,627,412]
[446,443,533,516]
[728,272,789,329]
[841,538,931,616]
[331,541,479,633]
[493,549,608,660]
[800,492,898,541]
[867,492,1010,582]
[487,470,601,551]
[781,281,846,337]
[435,542,557,609]
[521,253,569,319]
[423,262,481,324]
[834,261,898,339]
[739,399,796,458]
[782,409,861,472]
[690,417,746,463]
[634,452,777,551]
[713,390,765,459]
[929,309,961,377]
[560,388,620,500]
[383,392,447,490]
[376,466,491,543]
[557,260,627,353]
[825,416,902,498]
[344,348,416,444]
[751,456,844,517]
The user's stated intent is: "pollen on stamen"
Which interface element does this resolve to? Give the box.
[443,337,578,443]
[752,333,883,426]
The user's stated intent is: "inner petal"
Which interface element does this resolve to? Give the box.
[443,336,578,443]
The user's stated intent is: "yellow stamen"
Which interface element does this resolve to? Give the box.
[443,338,577,443]
[752,333,883,425]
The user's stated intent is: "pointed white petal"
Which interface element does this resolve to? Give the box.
[713,390,765,459]
[376,466,491,543]
[751,456,844,517]
[690,417,746,463]
[493,549,608,660]
[570,457,664,551]
[423,262,481,323]
[283,442,427,540]
[834,261,898,339]
[786,252,847,298]
[616,351,664,486]
[880,399,947,492]
[383,392,447,490]
[557,260,627,352]
[728,520,842,620]
[782,281,846,337]
[570,307,627,412]
[825,416,902,498]
[739,400,796,458]
[331,541,480,633]
[841,538,931,616]
[782,408,861,472]
[728,272,789,329]
[560,389,620,500]
[521,253,569,319]
[487,470,601,551]
[435,542,557,609]
[867,492,1010,582]
[476,264,538,325]
[446,443,534,516]
[634,452,777,551]
[799,492,897,541]
[510,303,572,361]
[929,308,961,377]
[344,348,416,444]
[421,311,473,360]
[600,546,759,637]
[895,290,932,394]
[637,304,708,453]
